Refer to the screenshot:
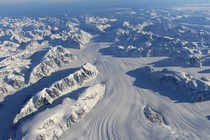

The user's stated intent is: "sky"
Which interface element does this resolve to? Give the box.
[0,0,209,5]
[0,0,209,7]
[0,0,78,4]
[0,0,209,17]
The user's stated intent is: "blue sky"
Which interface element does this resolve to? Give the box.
[0,0,208,4]
[0,0,209,5]
[0,0,209,17]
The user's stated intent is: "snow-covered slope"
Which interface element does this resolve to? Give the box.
[14,63,99,124]
[143,105,167,126]
[0,45,77,98]
[29,46,77,84]
[142,66,210,102]
[0,16,92,51]
[15,84,105,140]
[82,15,117,32]
[1,7,210,140]
[98,9,209,67]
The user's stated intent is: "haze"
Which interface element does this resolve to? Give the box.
[0,0,209,17]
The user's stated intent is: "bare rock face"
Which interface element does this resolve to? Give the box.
[16,84,105,140]
[143,106,167,125]
[29,46,77,84]
[14,63,99,124]
[194,91,210,102]
[66,84,105,127]
[0,64,29,96]
[0,86,8,96]
[142,66,210,102]
[0,45,77,97]
[5,74,25,89]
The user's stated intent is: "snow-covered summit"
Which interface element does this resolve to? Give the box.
[142,66,210,102]
[14,63,99,124]
[15,84,106,140]
[29,46,77,84]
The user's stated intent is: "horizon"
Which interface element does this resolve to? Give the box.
[0,0,209,17]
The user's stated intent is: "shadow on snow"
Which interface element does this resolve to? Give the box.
[0,67,80,139]
[127,67,191,103]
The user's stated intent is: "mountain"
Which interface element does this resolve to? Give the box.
[1,6,210,140]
